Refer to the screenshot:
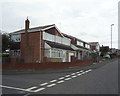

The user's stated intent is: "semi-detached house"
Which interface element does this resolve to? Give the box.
[10,19,91,63]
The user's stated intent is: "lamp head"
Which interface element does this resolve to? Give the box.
[111,24,114,26]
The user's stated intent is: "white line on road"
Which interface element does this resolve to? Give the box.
[57,80,64,84]
[0,85,34,92]
[65,78,71,81]
[40,83,48,86]
[33,88,45,92]
[58,77,64,80]
[47,84,56,87]
[81,72,86,74]
[77,73,82,76]
[50,80,57,83]
[65,75,70,77]
[76,72,80,73]
[72,76,77,78]
[85,69,92,73]
[80,70,84,72]
[25,86,37,91]
[71,73,76,75]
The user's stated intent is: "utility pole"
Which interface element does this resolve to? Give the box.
[111,24,114,53]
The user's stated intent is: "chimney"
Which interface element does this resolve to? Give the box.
[25,18,30,32]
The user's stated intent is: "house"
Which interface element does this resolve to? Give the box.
[62,33,91,60]
[100,45,109,55]
[89,42,100,52]
[10,19,91,63]
[10,19,77,63]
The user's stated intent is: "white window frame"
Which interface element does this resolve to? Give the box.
[11,34,21,42]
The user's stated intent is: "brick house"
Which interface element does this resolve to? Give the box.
[88,42,100,52]
[10,19,91,63]
[62,33,91,60]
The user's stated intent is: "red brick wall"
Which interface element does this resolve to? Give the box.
[2,60,93,70]
[45,27,63,37]
[20,32,40,63]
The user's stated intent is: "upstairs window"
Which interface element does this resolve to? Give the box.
[11,34,21,42]
[77,41,84,47]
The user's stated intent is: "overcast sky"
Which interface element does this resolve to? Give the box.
[0,0,119,48]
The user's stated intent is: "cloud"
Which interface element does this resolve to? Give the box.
[0,0,118,48]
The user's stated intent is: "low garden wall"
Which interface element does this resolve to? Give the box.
[2,59,93,70]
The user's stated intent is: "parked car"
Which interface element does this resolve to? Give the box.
[103,54,111,59]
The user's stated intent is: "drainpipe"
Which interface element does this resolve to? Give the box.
[39,29,42,63]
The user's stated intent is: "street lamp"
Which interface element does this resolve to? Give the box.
[111,24,114,53]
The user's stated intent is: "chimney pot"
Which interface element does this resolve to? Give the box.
[25,18,30,32]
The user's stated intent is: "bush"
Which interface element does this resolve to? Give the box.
[2,53,10,57]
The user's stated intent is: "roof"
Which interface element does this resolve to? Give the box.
[10,24,65,37]
[62,33,84,42]
[88,42,99,44]
[10,24,55,34]
[62,33,90,45]
[45,41,73,50]
[74,44,89,50]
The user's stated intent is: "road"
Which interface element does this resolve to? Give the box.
[1,59,118,95]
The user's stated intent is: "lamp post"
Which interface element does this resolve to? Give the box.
[111,24,114,53]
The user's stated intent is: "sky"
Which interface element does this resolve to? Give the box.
[0,0,119,49]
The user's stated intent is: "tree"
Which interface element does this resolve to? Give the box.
[2,33,10,52]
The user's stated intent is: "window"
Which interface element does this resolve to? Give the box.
[43,32,71,46]
[51,49,63,58]
[11,34,21,42]
[62,38,70,46]
[45,49,50,57]
[43,32,54,42]
[55,36,62,43]
[11,50,20,57]
[77,41,84,46]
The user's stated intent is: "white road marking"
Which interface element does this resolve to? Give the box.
[85,69,92,73]
[77,73,82,76]
[33,88,45,92]
[57,80,64,84]
[80,70,84,72]
[65,78,71,81]
[40,83,48,86]
[72,76,77,78]
[81,72,86,74]
[71,73,76,75]
[50,80,57,83]
[23,93,31,96]
[25,86,37,91]
[0,85,34,92]
[58,77,64,80]
[1,69,92,93]
[65,75,70,77]
[47,84,56,87]
[76,72,80,73]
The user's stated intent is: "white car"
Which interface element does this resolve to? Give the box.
[103,55,111,59]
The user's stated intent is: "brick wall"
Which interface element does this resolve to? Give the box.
[2,59,93,70]
[21,32,40,63]
[45,27,63,37]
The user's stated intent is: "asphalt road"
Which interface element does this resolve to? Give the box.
[1,59,118,95]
